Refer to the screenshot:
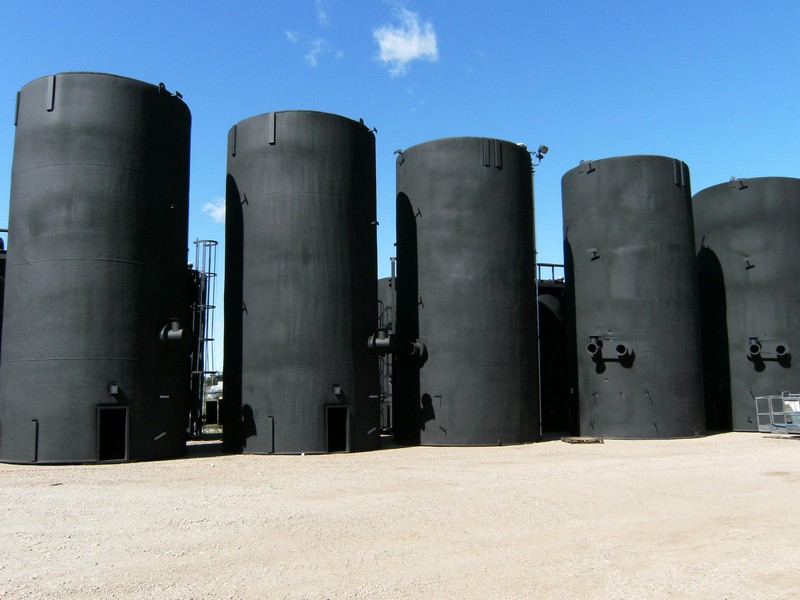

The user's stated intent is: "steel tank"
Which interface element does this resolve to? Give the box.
[0,72,192,463]
[693,177,800,431]
[393,137,538,446]
[0,235,6,360]
[562,155,705,438]
[223,111,380,454]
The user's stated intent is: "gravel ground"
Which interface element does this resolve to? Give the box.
[1,432,799,599]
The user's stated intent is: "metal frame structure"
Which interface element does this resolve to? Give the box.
[755,392,800,434]
[191,239,218,434]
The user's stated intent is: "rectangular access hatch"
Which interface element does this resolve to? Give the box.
[97,406,128,462]
[325,405,348,453]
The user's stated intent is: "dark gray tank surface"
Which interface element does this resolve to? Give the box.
[0,72,192,463]
[224,111,380,454]
[562,155,705,438]
[394,137,538,446]
[694,177,800,431]
[0,240,6,360]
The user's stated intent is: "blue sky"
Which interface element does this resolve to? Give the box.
[1,1,798,369]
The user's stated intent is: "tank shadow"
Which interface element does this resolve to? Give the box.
[419,393,435,430]
[392,192,422,445]
[222,174,244,453]
[696,244,732,431]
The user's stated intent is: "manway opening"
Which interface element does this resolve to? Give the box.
[98,406,128,461]
[326,405,348,453]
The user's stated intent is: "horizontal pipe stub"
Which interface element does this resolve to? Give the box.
[367,329,392,355]
[587,335,634,363]
[160,318,190,351]
[367,329,428,366]
[746,337,790,361]
[615,342,632,359]
[747,339,762,358]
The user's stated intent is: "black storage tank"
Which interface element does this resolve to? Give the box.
[224,111,380,454]
[0,233,6,360]
[393,137,539,446]
[693,177,800,431]
[0,72,192,463]
[562,155,705,438]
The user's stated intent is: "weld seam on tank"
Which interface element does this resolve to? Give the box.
[13,163,149,176]
[250,190,360,200]
[11,258,147,267]
[1,357,142,363]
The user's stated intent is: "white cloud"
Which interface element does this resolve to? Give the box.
[315,0,330,26]
[305,38,327,67]
[202,197,226,223]
[373,8,439,77]
[286,28,338,68]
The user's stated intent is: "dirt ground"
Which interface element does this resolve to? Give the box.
[1,432,799,599]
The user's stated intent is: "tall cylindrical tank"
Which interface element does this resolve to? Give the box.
[693,177,800,431]
[0,234,6,360]
[562,155,705,438]
[223,110,380,454]
[0,72,192,463]
[393,137,538,446]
